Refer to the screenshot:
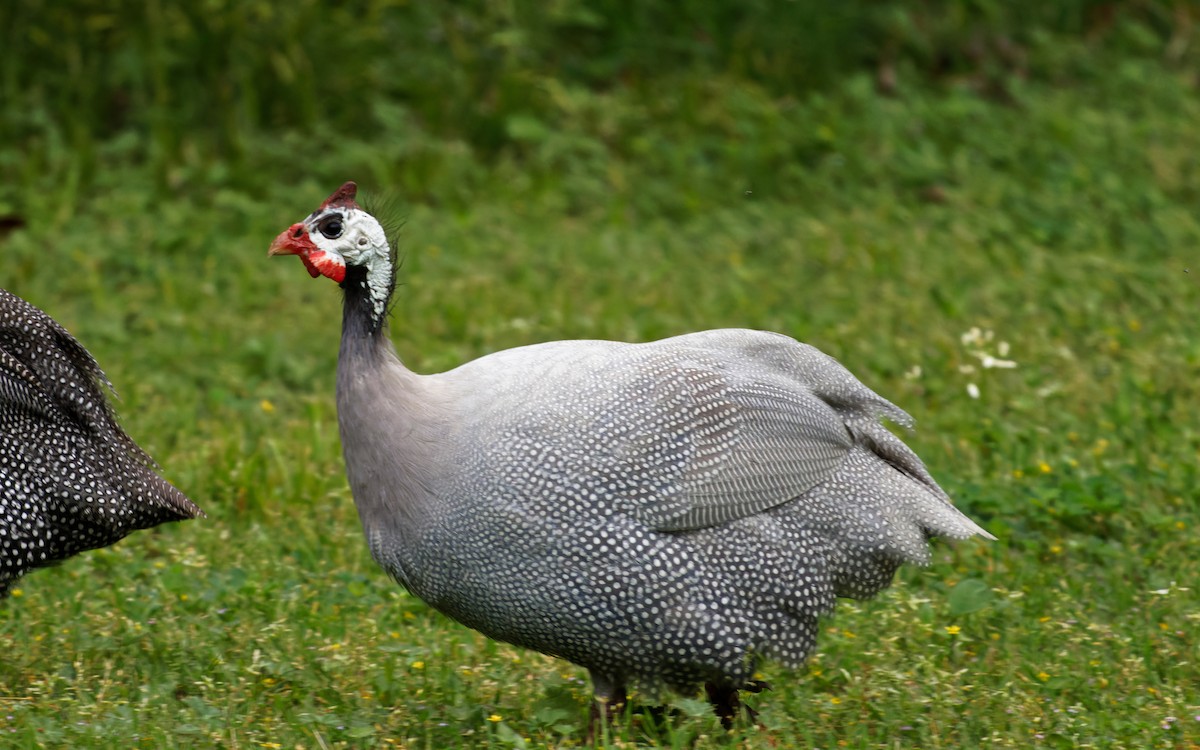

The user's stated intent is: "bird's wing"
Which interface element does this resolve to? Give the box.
[484,329,947,533]
[0,346,54,420]
[0,290,203,524]
[0,290,130,445]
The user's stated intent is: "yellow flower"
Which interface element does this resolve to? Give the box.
[1038,616,1051,623]
[411,661,425,670]
[1038,461,1052,474]
[1037,672,1050,682]
[1176,521,1186,530]
[830,697,842,705]
[945,625,962,635]
[487,714,503,722]
[1158,622,1169,631]
[1049,544,1063,555]
[403,612,416,620]
[10,588,22,598]
[260,399,275,413]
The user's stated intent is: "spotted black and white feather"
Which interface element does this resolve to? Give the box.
[0,289,202,596]
[271,183,994,728]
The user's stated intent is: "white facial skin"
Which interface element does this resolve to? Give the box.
[307,207,387,267]
[307,207,393,319]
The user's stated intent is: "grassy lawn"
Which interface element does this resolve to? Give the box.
[2,8,1198,748]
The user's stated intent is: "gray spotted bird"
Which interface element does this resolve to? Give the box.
[269,182,994,729]
[0,289,202,596]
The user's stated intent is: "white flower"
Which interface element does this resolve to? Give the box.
[960,327,994,347]
[959,326,1016,395]
[974,352,1018,369]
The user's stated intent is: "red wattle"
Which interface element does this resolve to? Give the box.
[306,250,347,283]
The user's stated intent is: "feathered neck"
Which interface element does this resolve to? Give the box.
[340,265,393,362]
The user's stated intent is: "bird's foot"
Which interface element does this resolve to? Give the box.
[706,680,771,731]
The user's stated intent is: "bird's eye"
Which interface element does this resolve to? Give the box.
[317,216,344,239]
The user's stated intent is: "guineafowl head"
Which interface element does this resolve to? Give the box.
[269,182,394,320]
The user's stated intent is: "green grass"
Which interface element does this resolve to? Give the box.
[2,9,1199,749]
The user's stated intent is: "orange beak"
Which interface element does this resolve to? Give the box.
[269,223,310,257]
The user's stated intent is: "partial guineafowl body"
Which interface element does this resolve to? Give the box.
[271,183,993,726]
[0,289,202,596]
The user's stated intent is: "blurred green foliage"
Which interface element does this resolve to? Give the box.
[1,0,1194,209]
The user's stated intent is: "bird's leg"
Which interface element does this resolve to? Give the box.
[706,679,772,730]
[586,671,627,744]
[705,681,741,730]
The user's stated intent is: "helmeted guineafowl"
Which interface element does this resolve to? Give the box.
[0,289,202,596]
[269,182,994,729]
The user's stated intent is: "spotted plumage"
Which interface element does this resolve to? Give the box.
[271,183,993,728]
[0,289,202,596]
